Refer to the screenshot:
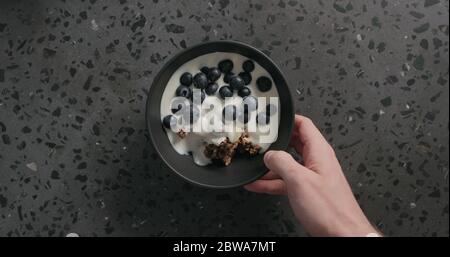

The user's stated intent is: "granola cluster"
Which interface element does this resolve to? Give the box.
[204,133,261,166]
[176,129,187,139]
[237,133,262,156]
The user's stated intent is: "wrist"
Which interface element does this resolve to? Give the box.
[343,222,379,237]
[332,217,380,237]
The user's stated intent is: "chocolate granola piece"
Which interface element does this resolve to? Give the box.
[238,133,261,156]
[176,129,187,139]
[204,133,261,166]
[204,138,238,166]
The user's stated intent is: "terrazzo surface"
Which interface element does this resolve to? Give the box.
[0,0,448,237]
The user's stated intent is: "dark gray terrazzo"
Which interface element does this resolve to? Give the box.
[0,0,448,237]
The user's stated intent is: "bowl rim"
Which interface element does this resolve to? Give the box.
[145,40,294,189]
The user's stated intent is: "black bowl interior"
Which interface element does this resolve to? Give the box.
[146,41,294,189]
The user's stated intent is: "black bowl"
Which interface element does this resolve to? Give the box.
[146,41,294,189]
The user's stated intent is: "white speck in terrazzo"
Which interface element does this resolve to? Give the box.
[66,232,79,237]
[410,202,417,209]
[357,182,363,187]
[90,19,99,31]
[414,123,422,132]
[296,89,302,95]
[379,109,385,115]
[130,218,147,228]
[348,115,353,122]
[98,200,106,209]
[48,148,56,157]
[356,34,362,41]
[356,70,365,77]
[26,162,38,171]
[406,104,410,109]
[213,29,218,37]
[404,63,411,71]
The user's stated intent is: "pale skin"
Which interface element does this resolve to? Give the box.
[245,115,380,237]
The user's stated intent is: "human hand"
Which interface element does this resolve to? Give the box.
[245,115,380,237]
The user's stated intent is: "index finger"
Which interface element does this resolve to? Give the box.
[292,115,336,171]
[294,115,329,146]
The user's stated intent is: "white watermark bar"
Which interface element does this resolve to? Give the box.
[168,89,280,144]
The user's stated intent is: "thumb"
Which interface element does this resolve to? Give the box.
[264,150,310,180]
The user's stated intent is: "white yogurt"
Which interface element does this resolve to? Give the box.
[160,52,280,166]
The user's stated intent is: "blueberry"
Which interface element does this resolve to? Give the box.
[223,72,234,83]
[205,83,219,95]
[242,60,255,72]
[175,85,192,98]
[193,72,208,89]
[180,72,193,86]
[222,105,236,121]
[218,59,234,73]
[266,103,278,115]
[256,76,272,92]
[200,66,209,75]
[170,97,189,114]
[162,115,177,129]
[238,87,251,97]
[237,108,250,124]
[257,112,270,125]
[230,75,245,90]
[183,105,200,124]
[207,67,221,82]
[243,96,258,112]
[191,89,206,104]
[239,72,252,85]
[219,86,233,99]
[171,104,182,114]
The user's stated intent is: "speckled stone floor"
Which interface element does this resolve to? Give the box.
[0,0,448,237]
